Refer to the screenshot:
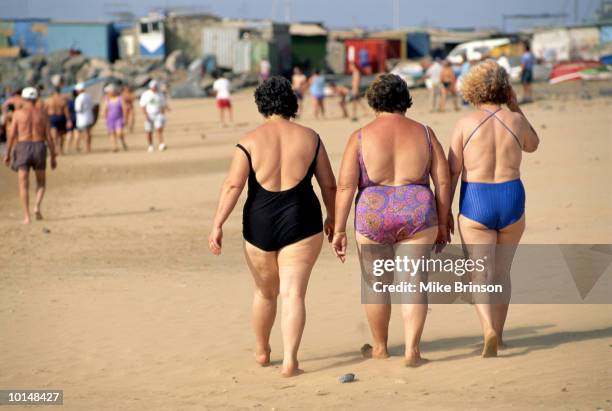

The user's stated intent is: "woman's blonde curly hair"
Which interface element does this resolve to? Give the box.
[460,59,512,106]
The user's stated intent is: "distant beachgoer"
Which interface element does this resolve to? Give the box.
[424,59,442,112]
[349,61,368,122]
[121,84,135,133]
[291,66,308,116]
[309,69,326,119]
[46,85,72,155]
[208,76,336,377]
[102,84,128,152]
[328,82,349,118]
[3,87,57,224]
[139,80,168,152]
[74,83,94,153]
[260,59,271,82]
[520,44,535,103]
[439,60,459,112]
[332,74,450,366]
[65,90,78,153]
[449,60,539,357]
[212,72,233,128]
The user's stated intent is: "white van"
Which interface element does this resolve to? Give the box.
[448,38,511,63]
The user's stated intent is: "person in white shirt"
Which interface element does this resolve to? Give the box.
[497,54,512,77]
[139,80,168,152]
[424,58,442,112]
[212,72,232,127]
[74,83,94,152]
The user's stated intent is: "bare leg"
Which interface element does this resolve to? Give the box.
[109,130,118,152]
[75,129,82,152]
[85,128,92,153]
[118,129,128,151]
[494,215,525,348]
[397,226,437,367]
[244,241,280,367]
[356,232,391,359]
[18,169,30,224]
[49,128,59,155]
[452,91,460,111]
[146,131,153,147]
[458,215,498,357]
[228,107,233,124]
[439,87,447,112]
[219,108,225,127]
[33,170,45,220]
[156,128,165,146]
[276,233,323,377]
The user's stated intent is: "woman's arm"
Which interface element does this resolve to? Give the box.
[314,139,337,243]
[332,131,360,262]
[428,127,451,245]
[507,87,539,153]
[208,146,250,255]
[447,119,465,234]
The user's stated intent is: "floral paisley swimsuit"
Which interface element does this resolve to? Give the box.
[354,125,438,244]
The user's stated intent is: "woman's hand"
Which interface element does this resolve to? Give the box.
[434,223,450,253]
[331,232,347,263]
[208,226,223,255]
[323,216,334,243]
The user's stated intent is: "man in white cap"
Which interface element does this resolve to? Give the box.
[74,83,94,152]
[3,87,57,224]
[139,80,168,152]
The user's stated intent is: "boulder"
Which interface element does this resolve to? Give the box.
[165,50,189,73]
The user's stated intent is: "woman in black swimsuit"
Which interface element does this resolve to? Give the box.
[208,76,337,377]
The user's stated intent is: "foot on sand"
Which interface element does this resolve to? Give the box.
[498,340,511,350]
[482,330,498,358]
[34,210,43,220]
[255,345,271,366]
[23,215,31,224]
[360,343,389,359]
[404,354,429,368]
[280,360,303,377]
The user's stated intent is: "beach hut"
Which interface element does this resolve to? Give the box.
[0,18,49,56]
[48,21,117,61]
[344,38,401,74]
[290,23,328,71]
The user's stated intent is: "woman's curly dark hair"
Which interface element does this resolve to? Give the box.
[366,74,412,113]
[254,76,298,118]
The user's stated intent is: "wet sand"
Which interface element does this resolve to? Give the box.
[1,82,611,410]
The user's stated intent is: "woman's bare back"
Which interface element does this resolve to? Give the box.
[460,107,527,183]
[240,120,319,191]
[360,114,431,186]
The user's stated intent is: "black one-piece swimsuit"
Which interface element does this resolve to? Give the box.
[236,137,323,251]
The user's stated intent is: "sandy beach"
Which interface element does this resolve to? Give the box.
[1,82,611,410]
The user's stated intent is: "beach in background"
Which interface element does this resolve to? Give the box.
[1,82,611,410]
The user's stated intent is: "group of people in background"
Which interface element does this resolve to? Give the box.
[425,43,536,112]
[0,77,172,224]
[290,61,369,122]
[209,59,539,376]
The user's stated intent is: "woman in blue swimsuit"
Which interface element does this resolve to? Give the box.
[448,60,539,357]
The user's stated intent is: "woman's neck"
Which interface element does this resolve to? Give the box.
[266,115,289,122]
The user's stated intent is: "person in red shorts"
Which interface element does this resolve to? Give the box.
[213,71,233,127]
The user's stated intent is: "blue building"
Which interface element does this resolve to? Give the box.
[47,21,117,61]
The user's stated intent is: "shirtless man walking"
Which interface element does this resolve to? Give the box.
[46,85,72,155]
[3,87,57,224]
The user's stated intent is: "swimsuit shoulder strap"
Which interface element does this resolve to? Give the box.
[235,144,253,170]
[357,129,372,187]
[463,107,502,149]
[482,108,522,148]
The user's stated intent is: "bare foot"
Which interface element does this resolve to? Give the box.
[34,210,43,220]
[255,345,271,366]
[498,341,511,350]
[280,361,303,377]
[360,343,389,359]
[482,330,498,358]
[404,355,429,368]
[23,215,31,224]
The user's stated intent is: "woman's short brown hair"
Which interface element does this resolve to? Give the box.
[460,59,511,106]
[366,74,412,113]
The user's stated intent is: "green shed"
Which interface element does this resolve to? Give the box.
[290,23,328,71]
